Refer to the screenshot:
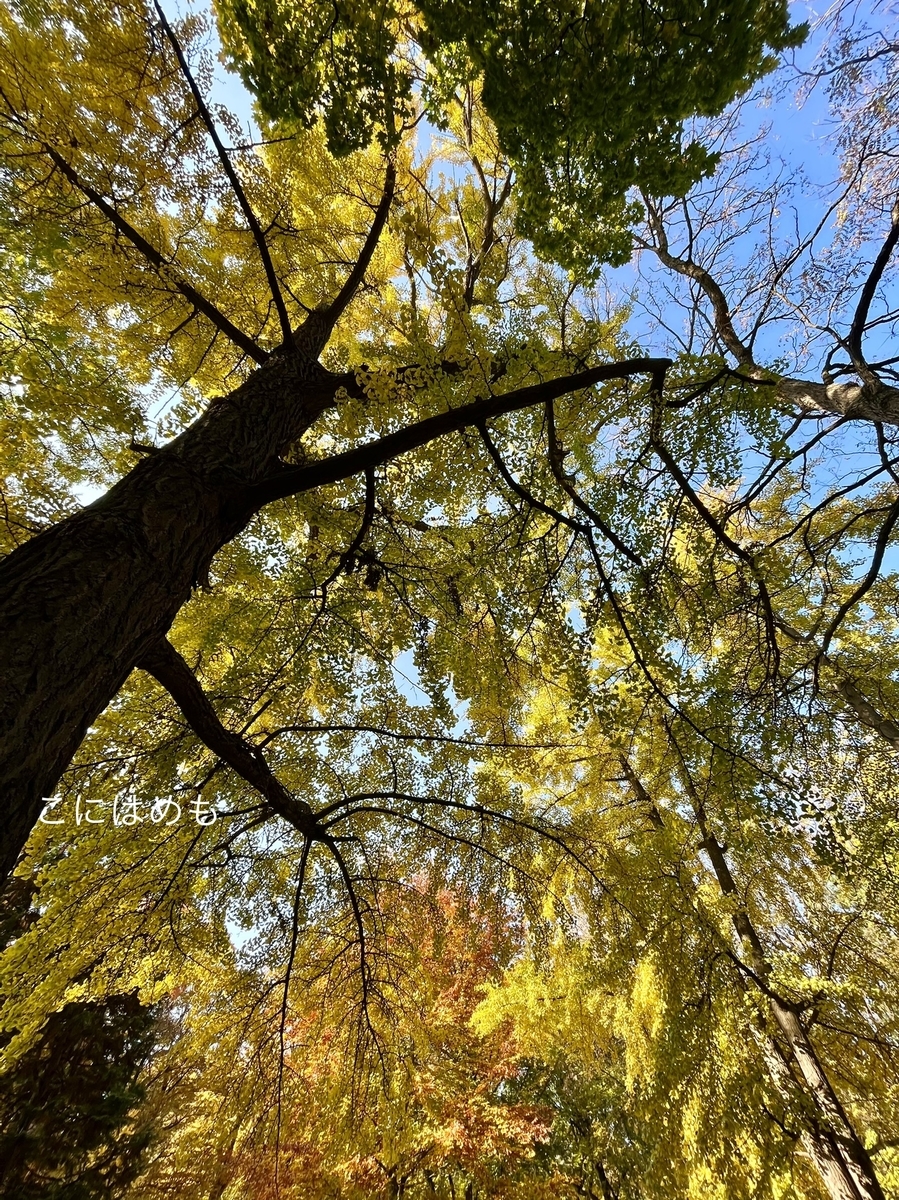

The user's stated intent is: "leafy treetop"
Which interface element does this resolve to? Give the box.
[215,0,805,269]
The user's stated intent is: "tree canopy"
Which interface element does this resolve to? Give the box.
[2,0,899,1196]
[217,0,804,267]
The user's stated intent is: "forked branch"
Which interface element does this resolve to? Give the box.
[153,1,293,347]
[326,161,396,327]
[638,194,755,367]
[42,144,268,364]
[292,161,398,360]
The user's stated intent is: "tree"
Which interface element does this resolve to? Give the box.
[0,0,800,880]
[130,882,558,1200]
[0,997,156,1198]
[3,1,899,1198]
[470,673,899,1200]
[0,875,157,1197]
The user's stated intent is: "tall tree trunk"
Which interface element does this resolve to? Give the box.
[0,349,338,880]
[756,1033,874,1200]
[629,754,886,1200]
[698,807,885,1200]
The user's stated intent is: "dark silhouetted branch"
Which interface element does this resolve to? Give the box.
[43,144,268,364]
[138,637,316,833]
[246,358,671,509]
[477,422,586,532]
[153,1,293,347]
[544,398,643,565]
[639,194,755,367]
[319,467,376,591]
[327,161,396,325]
[847,197,899,373]
[820,494,899,654]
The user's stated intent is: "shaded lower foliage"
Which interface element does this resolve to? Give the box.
[0,990,156,1199]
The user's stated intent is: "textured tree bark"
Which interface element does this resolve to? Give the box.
[831,675,899,749]
[767,999,885,1200]
[0,348,339,881]
[775,379,899,424]
[757,1034,872,1200]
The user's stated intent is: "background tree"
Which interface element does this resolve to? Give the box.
[0,874,157,1198]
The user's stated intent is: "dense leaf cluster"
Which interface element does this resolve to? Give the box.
[217,0,805,268]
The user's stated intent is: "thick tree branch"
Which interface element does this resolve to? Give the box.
[137,637,317,835]
[624,745,883,1197]
[244,358,671,510]
[776,378,899,424]
[667,732,886,1200]
[153,1,294,347]
[830,674,899,750]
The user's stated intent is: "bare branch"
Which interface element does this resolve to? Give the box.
[639,194,755,366]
